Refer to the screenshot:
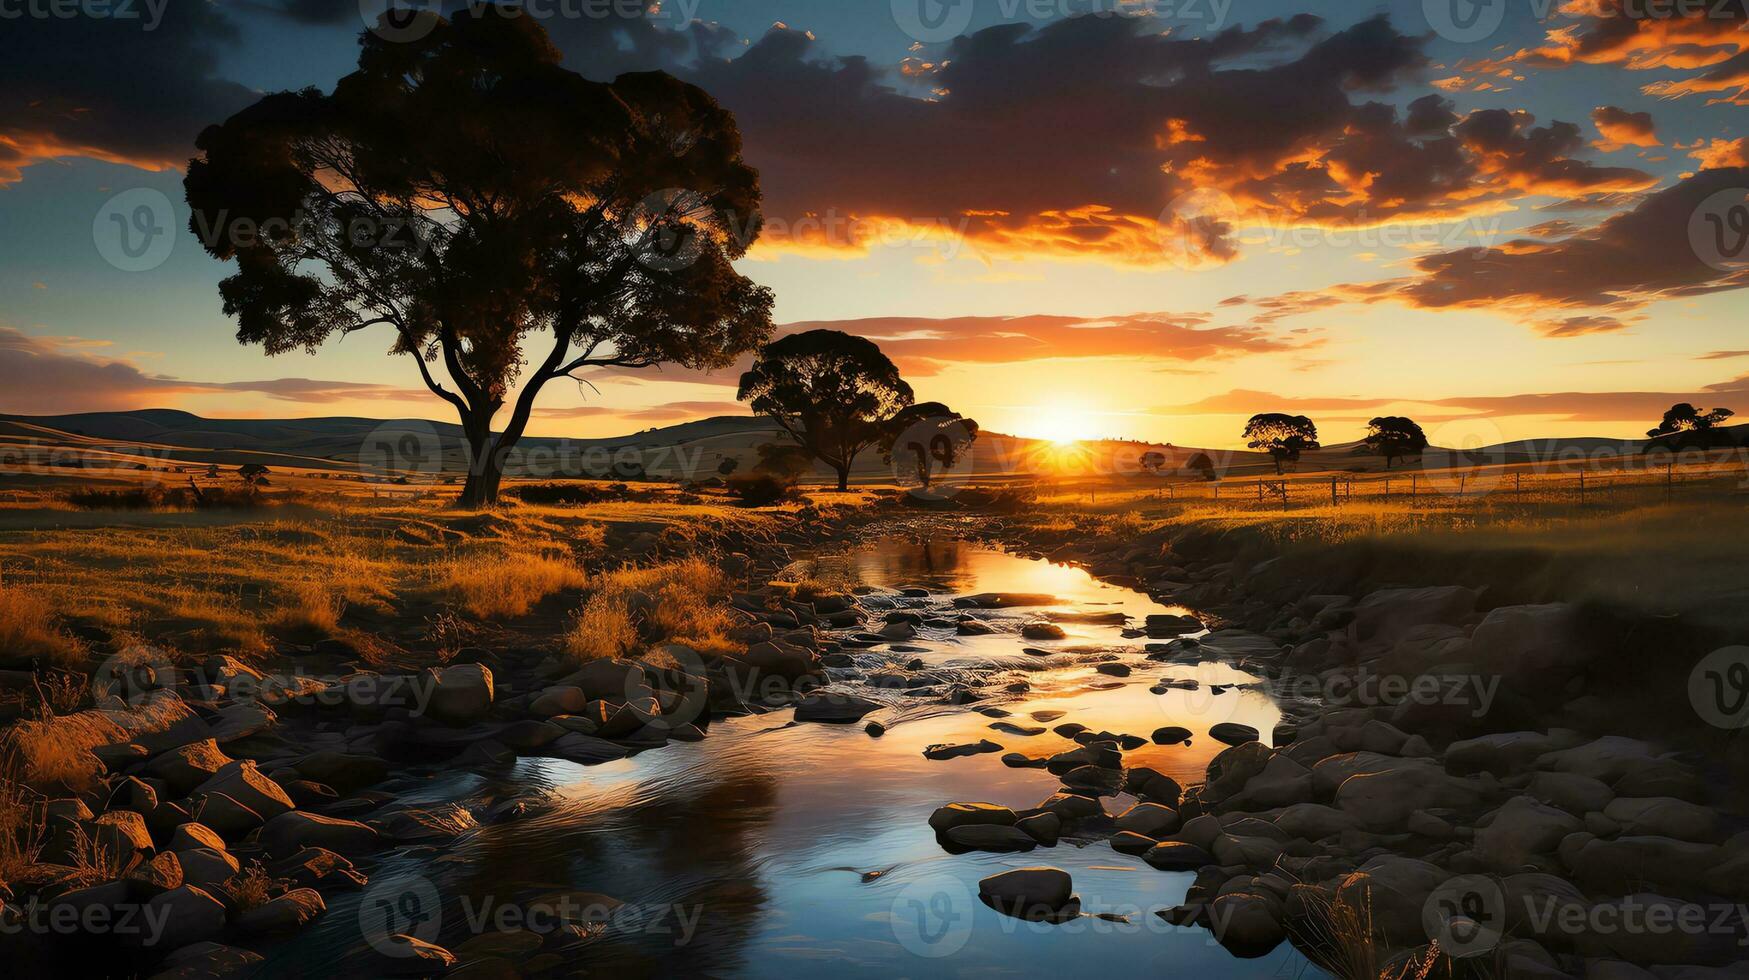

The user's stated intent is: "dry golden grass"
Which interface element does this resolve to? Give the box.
[220,860,275,911]
[0,745,46,891]
[0,582,86,668]
[270,579,347,636]
[565,558,738,663]
[564,592,639,662]
[437,547,587,620]
[7,691,195,791]
[1292,885,1454,980]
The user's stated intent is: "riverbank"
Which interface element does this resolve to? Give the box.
[971,498,1749,975]
[3,489,1746,977]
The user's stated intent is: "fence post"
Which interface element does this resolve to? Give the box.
[1459,474,1466,497]
[1384,477,1391,500]
[1257,479,1263,502]
[1515,472,1521,498]
[1331,476,1338,505]
[1578,469,1586,501]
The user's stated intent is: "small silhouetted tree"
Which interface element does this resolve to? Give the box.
[1363,416,1428,469]
[237,463,272,489]
[716,457,739,476]
[881,402,979,490]
[1648,403,1735,438]
[185,8,773,508]
[1140,450,1168,474]
[1185,452,1217,481]
[1244,414,1320,475]
[737,330,915,491]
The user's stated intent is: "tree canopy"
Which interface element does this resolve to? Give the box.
[1243,413,1320,475]
[737,330,915,491]
[1648,403,1735,438]
[184,7,773,506]
[1362,416,1428,469]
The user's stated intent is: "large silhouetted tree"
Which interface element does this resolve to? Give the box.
[1648,403,1735,438]
[185,8,773,507]
[737,330,914,491]
[1363,416,1428,469]
[881,401,979,491]
[1244,413,1320,475]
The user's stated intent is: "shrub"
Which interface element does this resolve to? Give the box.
[725,471,798,507]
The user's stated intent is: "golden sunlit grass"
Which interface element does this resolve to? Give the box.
[0,745,46,892]
[270,579,347,636]
[0,582,86,668]
[5,691,196,791]
[436,547,587,620]
[565,557,739,663]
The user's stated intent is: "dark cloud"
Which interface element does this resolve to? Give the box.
[1591,105,1659,149]
[0,3,256,184]
[1395,167,1749,311]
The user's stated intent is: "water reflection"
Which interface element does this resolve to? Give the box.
[255,536,1319,979]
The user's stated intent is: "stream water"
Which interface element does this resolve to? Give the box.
[258,535,1325,978]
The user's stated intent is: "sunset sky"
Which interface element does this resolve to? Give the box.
[3,0,1747,449]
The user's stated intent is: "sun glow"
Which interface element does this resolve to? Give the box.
[1022,401,1101,445]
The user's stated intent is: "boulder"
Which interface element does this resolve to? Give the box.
[1474,796,1582,871]
[793,691,881,723]
[1538,737,1660,784]
[234,888,326,936]
[1209,890,1287,957]
[207,702,276,743]
[1021,623,1066,641]
[1468,604,1587,675]
[177,847,240,887]
[290,751,389,794]
[193,761,294,821]
[146,740,232,795]
[126,851,185,896]
[170,822,227,853]
[1602,798,1721,843]
[562,658,649,702]
[977,867,1075,920]
[1111,831,1157,855]
[1350,586,1477,651]
[923,740,1002,761]
[1271,803,1355,841]
[1527,772,1614,816]
[1115,803,1180,838]
[1223,754,1314,810]
[495,720,567,752]
[1016,812,1061,846]
[149,942,262,979]
[929,803,1016,834]
[141,885,228,952]
[1332,855,1446,944]
[1209,722,1260,747]
[1144,841,1215,871]
[1036,793,1104,821]
[1563,834,1721,894]
[547,733,631,765]
[945,824,1038,852]
[272,846,369,891]
[1125,767,1184,807]
[358,936,457,975]
[259,811,383,858]
[530,686,587,717]
[1335,764,1483,831]
[425,663,494,725]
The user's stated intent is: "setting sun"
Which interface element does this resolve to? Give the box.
[1021,401,1101,445]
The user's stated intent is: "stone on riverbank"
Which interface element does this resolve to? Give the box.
[978,867,1076,921]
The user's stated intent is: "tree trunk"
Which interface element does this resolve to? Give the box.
[457,413,500,509]
[1272,455,1285,476]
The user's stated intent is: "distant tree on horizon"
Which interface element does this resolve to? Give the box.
[1244,414,1320,475]
[1362,416,1428,469]
[881,401,979,491]
[1139,450,1168,474]
[184,8,773,508]
[737,330,915,491]
[1184,452,1217,481]
[237,463,271,489]
[1648,402,1735,438]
